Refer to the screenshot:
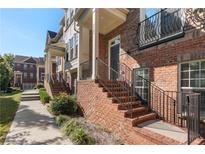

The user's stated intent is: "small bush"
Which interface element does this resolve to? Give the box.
[70,128,96,145]
[36,83,44,89]
[57,116,96,145]
[56,115,71,127]
[50,93,77,115]
[62,120,79,136]
[39,89,50,104]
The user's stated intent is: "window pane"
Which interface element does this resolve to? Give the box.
[136,81,143,86]
[201,70,205,78]
[181,63,189,71]
[201,80,205,87]
[181,71,189,79]
[190,79,199,87]
[190,61,199,70]
[145,8,159,18]
[201,61,205,69]
[190,70,199,78]
[181,80,189,87]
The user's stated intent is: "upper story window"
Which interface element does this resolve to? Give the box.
[139,8,185,49]
[70,37,74,49]
[23,73,27,79]
[24,64,28,69]
[75,33,78,58]
[16,63,21,67]
[30,73,34,79]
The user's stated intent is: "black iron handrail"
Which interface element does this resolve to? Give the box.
[96,58,134,117]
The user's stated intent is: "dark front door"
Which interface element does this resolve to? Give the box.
[110,44,120,80]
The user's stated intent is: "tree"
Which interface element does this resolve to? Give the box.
[0,53,14,91]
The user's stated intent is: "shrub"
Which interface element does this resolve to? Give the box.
[70,128,96,145]
[39,89,50,104]
[62,120,79,136]
[55,115,71,127]
[50,93,77,115]
[36,83,44,89]
[58,116,96,145]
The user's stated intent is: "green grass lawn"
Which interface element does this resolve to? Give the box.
[0,92,22,144]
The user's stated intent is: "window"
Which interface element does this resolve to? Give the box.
[24,64,28,69]
[17,63,21,67]
[23,73,27,79]
[180,60,205,119]
[30,73,34,79]
[41,73,45,81]
[70,37,74,49]
[70,48,74,60]
[134,68,149,103]
[75,33,78,58]
[181,60,205,88]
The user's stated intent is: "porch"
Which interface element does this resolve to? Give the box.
[75,8,129,80]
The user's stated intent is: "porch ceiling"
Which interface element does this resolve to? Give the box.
[47,43,65,57]
[79,8,129,35]
[46,42,65,57]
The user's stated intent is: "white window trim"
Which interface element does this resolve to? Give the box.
[180,59,205,89]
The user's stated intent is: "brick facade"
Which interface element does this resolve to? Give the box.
[77,80,181,144]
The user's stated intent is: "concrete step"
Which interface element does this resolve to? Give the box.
[131,113,157,126]
[21,95,40,101]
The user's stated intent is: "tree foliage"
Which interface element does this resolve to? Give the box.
[0,53,14,91]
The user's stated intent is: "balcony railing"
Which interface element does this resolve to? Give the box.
[138,8,185,49]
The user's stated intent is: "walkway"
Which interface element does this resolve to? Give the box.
[4,90,72,145]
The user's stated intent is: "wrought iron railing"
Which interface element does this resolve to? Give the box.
[138,8,185,48]
[96,58,135,117]
[79,60,92,80]
[45,73,70,94]
[187,93,201,144]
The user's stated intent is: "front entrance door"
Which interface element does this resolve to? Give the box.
[109,36,120,80]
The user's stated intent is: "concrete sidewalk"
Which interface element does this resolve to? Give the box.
[4,90,72,145]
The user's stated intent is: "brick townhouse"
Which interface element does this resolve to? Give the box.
[14,55,45,90]
[44,8,205,144]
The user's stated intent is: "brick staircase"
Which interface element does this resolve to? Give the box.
[99,80,157,126]
[50,81,70,96]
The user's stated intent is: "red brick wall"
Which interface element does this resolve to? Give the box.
[98,8,205,92]
[77,80,181,145]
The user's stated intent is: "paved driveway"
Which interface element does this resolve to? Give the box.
[4,91,72,145]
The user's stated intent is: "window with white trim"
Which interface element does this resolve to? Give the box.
[181,60,205,88]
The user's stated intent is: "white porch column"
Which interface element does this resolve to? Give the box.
[77,27,82,80]
[91,8,99,80]
[47,52,51,82]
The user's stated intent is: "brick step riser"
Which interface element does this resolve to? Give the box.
[107,92,131,97]
[118,103,142,110]
[112,97,137,103]
[124,109,149,118]
[132,114,157,126]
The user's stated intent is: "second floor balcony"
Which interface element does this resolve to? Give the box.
[138,8,185,49]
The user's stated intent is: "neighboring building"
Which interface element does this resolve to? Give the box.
[14,55,45,90]
[44,8,205,144]
[64,8,79,94]
[44,8,79,97]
